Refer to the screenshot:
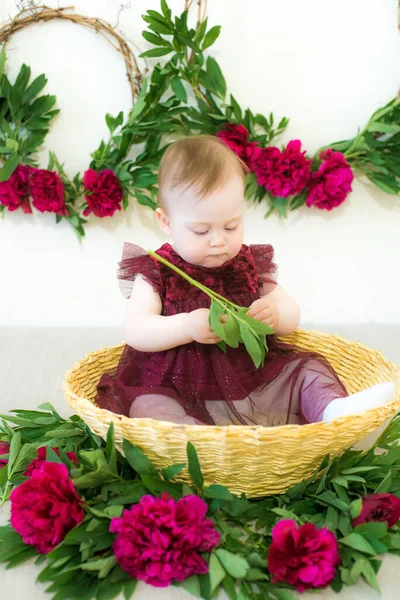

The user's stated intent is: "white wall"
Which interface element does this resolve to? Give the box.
[0,0,399,326]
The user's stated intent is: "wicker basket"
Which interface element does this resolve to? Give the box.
[63,329,400,497]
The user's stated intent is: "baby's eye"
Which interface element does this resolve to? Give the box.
[225,227,237,232]
[193,231,208,236]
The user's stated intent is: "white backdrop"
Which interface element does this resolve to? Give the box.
[0,0,399,326]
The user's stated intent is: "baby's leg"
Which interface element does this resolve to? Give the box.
[298,359,395,422]
[129,394,203,424]
[321,382,395,422]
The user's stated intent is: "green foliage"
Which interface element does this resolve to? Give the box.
[148,248,274,367]
[2,1,399,236]
[1,405,400,599]
[0,1,290,237]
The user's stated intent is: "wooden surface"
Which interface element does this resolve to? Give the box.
[1,324,400,599]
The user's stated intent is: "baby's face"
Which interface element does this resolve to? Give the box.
[160,174,245,268]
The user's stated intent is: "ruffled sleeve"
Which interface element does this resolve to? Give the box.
[249,244,278,294]
[118,242,164,299]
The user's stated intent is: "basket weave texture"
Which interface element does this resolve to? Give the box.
[63,329,400,497]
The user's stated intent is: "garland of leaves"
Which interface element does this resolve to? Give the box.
[1,404,400,600]
[0,1,399,238]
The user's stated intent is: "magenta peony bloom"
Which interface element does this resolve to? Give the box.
[24,446,79,477]
[83,169,123,217]
[254,140,311,197]
[0,441,10,469]
[216,124,262,170]
[110,493,220,587]
[0,164,35,213]
[30,169,68,216]
[352,493,400,529]
[10,462,84,554]
[268,520,340,592]
[306,148,354,210]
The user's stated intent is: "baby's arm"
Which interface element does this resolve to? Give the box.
[124,276,221,352]
[248,282,301,336]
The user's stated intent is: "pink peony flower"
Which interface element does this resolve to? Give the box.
[254,140,312,197]
[0,441,10,469]
[306,148,354,210]
[268,520,340,592]
[216,124,262,170]
[0,164,35,213]
[24,446,79,477]
[10,462,84,554]
[110,493,220,587]
[83,169,123,217]
[352,493,400,529]
[30,169,68,216]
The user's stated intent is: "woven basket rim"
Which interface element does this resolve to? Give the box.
[62,328,400,433]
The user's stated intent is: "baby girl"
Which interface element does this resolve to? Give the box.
[96,135,394,426]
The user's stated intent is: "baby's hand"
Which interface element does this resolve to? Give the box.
[188,308,226,345]
[247,297,279,330]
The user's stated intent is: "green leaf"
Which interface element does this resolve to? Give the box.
[45,446,62,463]
[27,94,56,116]
[238,322,263,368]
[202,26,221,50]
[96,580,124,600]
[271,196,289,218]
[160,0,172,20]
[162,463,185,481]
[0,154,20,182]
[361,559,381,593]
[22,74,47,104]
[0,49,6,77]
[122,439,159,478]
[209,552,225,593]
[142,31,172,47]
[140,47,173,58]
[340,533,377,555]
[342,467,380,475]
[171,76,187,103]
[134,190,156,210]
[316,490,349,512]
[245,567,269,581]
[80,555,118,578]
[204,484,233,501]
[209,301,227,340]
[105,111,123,134]
[222,574,237,600]
[7,432,21,476]
[223,313,240,348]
[187,442,204,490]
[246,552,267,568]
[123,579,138,600]
[181,574,202,597]
[239,311,274,335]
[206,56,226,98]
[354,522,388,539]
[106,423,118,474]
[215,549,249,579]
[367,122,400,134]
[350,497,363,519]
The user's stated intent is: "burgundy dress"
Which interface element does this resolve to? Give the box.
[95,242,347,426]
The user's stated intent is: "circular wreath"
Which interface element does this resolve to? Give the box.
[0,1,399,237]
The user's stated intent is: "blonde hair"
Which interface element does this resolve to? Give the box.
[157,134,248,209]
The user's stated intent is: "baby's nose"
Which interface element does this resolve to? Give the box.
[209,231,225,246]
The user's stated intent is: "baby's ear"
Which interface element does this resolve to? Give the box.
[155,207,172,236]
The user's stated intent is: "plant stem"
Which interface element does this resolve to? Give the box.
[0,481,10,507]
[147,250,243,310]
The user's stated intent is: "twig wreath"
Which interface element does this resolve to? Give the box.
[0,1,399,237]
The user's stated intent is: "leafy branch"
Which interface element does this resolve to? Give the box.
[148,249,274,368]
